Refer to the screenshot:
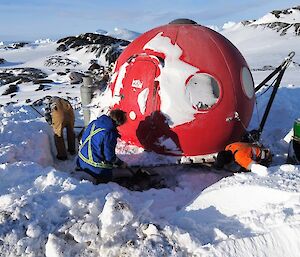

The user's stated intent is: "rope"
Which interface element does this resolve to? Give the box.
[255,78,276,98]
[254,98,260,128]
[240,115,258,143]
[233,111,260,144]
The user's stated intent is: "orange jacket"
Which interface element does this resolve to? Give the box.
[225,142,262,170]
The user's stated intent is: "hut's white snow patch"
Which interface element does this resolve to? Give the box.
[137,88,149,115]
[112,62,129,105]
[143,32,199,127]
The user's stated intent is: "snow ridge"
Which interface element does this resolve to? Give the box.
[96,27,141,41]
[244,6,300,36]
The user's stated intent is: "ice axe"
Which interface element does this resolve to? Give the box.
[29,104,44,117]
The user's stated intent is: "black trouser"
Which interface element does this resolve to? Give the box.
[76,159,113,184]
[293,139,300,162]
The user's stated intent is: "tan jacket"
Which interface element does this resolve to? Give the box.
[45,97,74,136]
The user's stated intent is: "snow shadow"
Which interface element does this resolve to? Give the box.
[142,165,232,219]
[172,205,254,245]
[0,61,24,67]
[251,86,300,164]
[253,87,300,135]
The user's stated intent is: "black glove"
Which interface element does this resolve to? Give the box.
[113,157,127,168]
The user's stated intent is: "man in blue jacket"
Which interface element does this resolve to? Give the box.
[77,109,127,183]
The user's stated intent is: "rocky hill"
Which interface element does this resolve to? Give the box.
[56,33,130,66]
[244,6,300,36]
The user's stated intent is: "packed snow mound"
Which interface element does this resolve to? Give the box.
[96,27,141,41]
[173,166,300,255]
[187,184,296,216]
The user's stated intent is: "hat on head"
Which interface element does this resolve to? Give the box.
[214,150,234,169]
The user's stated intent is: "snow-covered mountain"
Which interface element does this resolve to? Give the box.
[96,27,141,41]
[241,5,300,36]
[56,32,130,66]
[0,5,300,257]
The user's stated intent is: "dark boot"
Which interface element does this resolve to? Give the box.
[66,124,76,155]
[56,155,68,161]
[54,134,67,160]
[293,139,300,163]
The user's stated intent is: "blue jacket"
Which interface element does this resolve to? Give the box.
[77,115,120,176]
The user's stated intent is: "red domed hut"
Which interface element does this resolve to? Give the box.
[109,19,255,157]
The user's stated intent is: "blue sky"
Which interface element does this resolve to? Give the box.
[1,0,299,41]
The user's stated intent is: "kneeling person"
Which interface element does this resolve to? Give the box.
[215,142,272,175]
[77,109,127,183]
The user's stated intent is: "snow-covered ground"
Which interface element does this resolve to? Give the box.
[0,9,300,257]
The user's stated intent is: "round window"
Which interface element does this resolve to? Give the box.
[185,73,220,110]
[241,67,254,99]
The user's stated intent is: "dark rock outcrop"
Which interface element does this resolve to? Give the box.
[5,42,29,49]
[271,6,300,18]
[44,55,81,67]
[252,65,275,71]
[35,84,45,91]
[69,71,85,84]
[56,33,130,65]
[251,21,300,36]
[2,84,19,95]
[56,44,68,52]
[0,68,48,86]
[88,63,101,71]
[242,6,300,36]
[56,71,67,76]
[33,79,53,84]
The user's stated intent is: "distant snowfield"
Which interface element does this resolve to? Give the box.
[96,27,141,41]
[0,13,300,257]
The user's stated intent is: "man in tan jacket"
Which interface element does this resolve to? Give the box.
[44,96,75,160]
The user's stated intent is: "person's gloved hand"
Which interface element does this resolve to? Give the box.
[120,161,128,169]
[250,163,268,177]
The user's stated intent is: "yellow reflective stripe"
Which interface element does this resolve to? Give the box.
[78,151,113,168]
[81,124,104,148]
[79,123,113,168]
[88,125,94,161]
[88,137,92,160]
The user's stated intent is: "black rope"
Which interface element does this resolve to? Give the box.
[254,98,260,127]
[255,78,276,98]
